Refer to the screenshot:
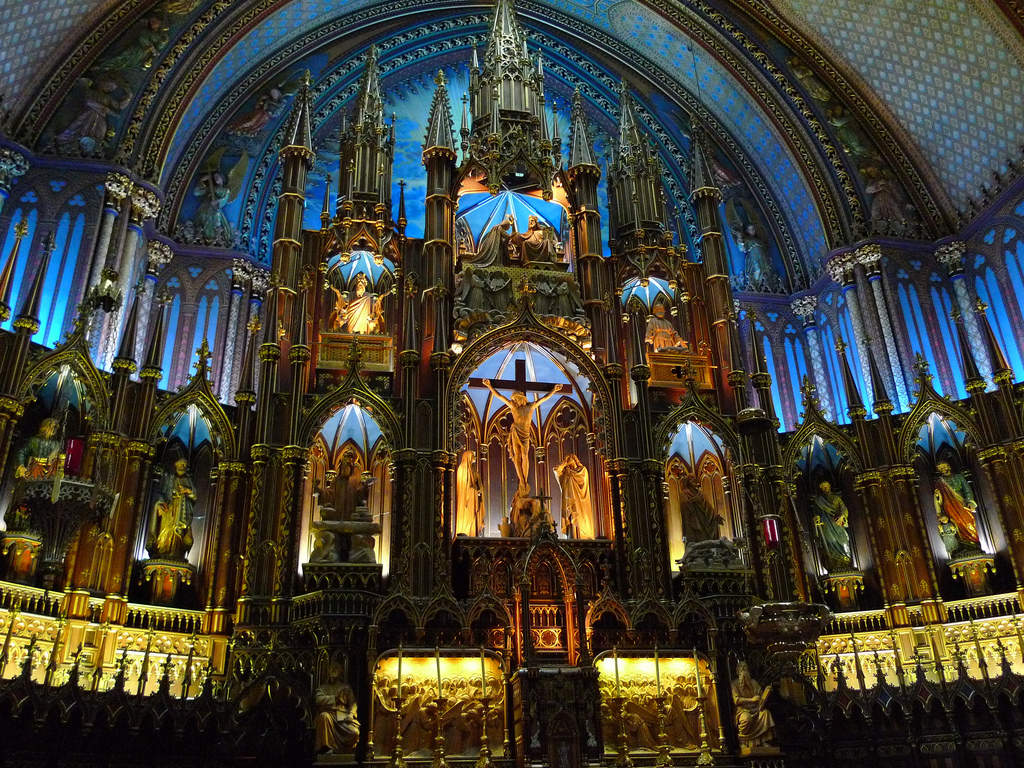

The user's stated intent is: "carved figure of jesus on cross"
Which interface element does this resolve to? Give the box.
[468,358,568,498]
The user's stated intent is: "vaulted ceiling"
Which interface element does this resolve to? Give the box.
[1,0,1022,281]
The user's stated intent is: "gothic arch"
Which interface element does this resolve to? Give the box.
[299,377,400,452]
[446,302,619,456]
[149,358,236,460]
[782,400,865,477]
[897,383,981,466]
[654,388,739,462]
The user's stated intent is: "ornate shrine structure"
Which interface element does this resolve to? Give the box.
[1,0,1024,766]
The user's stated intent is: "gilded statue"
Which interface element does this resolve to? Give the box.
[553,453,594,539]
[146,458,197,561]
[511,214,559,265]
[332,273,383,334]
[454,449,486,537]
[933,460,981,556]
[644,301,686,353]
[732,661,776,754]
[14,417,62,480]
[315,662,360,754]
[812,479,853,571]
[482,379,567,497]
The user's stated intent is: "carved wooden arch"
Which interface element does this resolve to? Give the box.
[654,388,740,464]
[781,402,865,478]
[523,536,579,598]
[585,588,631,631]
[445,303,619,457]
[19,326,111,431]
[628,597,673,633]
[372,593,420,630]
[896,380,981,466]
[298,373,401,453]
[421,593,468,633]
[670,596,718,632]
[149,366,236,461]
[466,592,514,630]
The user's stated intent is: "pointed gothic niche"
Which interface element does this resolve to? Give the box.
[456,341,610,540]
[301,403,392,573]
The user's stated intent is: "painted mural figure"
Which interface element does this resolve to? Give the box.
[147,458,197,561]
[812,480,853,571]
[734,223,781,292]
[553,453,594,539]
[335,274,383,334]
[482,379,567,497]
[14,418,61,480]
[645,301,686,352]
[55,79,132,155]
[314,663,360,754]
[227,87,286,137]
[454,449,486,537]
[933,461,981,555]
[511,214,558,265]
[732,661,776,754]
[97,16,169,71]
[193,172,234,243]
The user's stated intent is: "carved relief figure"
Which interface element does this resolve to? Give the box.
[147,458,197,561]
[455,449,486,537]
[334,273,383,334]
[812,480,853,571]
[645,300,686,353]
[732,661,776,754]
[933,461,981,556]
[553,454,594,539]
[483,379,567,497]
[315,663,360,754]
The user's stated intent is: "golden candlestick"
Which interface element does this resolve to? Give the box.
[654,693,673,767]
[432,696,449,768]
[693,650,715,766]
[614,695,634,768]
[390,692,407,768]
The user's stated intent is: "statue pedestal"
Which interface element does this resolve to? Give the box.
[1,532,41,583]
[821,571,865,612]
[141,559,196,605]
[739,602,831,675]
[948,553,995,597]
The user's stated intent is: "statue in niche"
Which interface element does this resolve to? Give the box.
[933,460,981,556]
[645,300,687,353]
[315,662,360,754]
[679,472,723,544]
[333,273,383,334]
[511,214,559,265]
[317,468,380,563]
[147,458,197,561]
[812,479,853,571]
[454,449,486,537]
[482,379,568,498]
[732,661,776,754]
[14,417,62,480]
[553,454,594,539]
[466,214,514,267]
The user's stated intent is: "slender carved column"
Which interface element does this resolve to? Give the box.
[85,172,131,294]
[827,253,872,403]
[856,244,908,407]
[219,260,249,400]
[134,240,172,364]
[937,240,992,379]
[205,460,247,633]
[790,296,833,420]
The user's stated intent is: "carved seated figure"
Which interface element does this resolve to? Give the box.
[14,417,62,481]
[511,214,559,266]
[315,663,360,754]
[645,302,687,353]
[331,273,383,334]
[315,472,381,563]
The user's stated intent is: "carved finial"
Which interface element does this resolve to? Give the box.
[835,338,848,354]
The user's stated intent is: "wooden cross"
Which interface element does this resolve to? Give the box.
[467,358,559,396]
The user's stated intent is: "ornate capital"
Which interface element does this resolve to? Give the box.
[789,295,817,321]
[232,258,252,287]
[104,172,132,201]
[249,267,271,295]
[131,187,161,220]
[147,241,173,272]
[0,147,29,190]
[825,251,855,284]
[935,241,967,271]
[853,243,882,268]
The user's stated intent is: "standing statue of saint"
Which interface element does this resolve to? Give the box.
[553,454,595,539]
[482,379,567,497]
[314,663,360,755]
[812,480,853,571]
[933,461,981,555]
[454,449,486,537]
[680,478,724,544]
[147,458,197,561]
[14,417,62,480]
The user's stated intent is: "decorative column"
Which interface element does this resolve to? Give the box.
[855,244,908,408]
[240,268,268,398]
[790,295,833,420]
[826,252,871,405]
[220,258,250,401]
[0,146,29,216]
[134,240,173,365]
[85,173,131,295]
[936,240,992,380]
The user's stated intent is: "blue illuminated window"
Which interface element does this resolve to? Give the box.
[930,284,965,398]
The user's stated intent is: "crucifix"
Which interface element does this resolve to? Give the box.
[468,358,568,497]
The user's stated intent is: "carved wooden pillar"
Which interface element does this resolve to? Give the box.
[205,460,247,634]
[978,446,1024,596]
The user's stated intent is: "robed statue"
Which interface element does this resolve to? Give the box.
[147,458,197,561]
[933,460,981,556]
[553,453,595,539]
[732,661,776,754]
[454,449,486,537]
[645,301,687,353]
[511,214,559,265]
[466,214,513,267]
[679,473,723,543]
[482,379,568,497]
[14,417,62,480]
[812,480,853,571]
[332,273,383,334]
[315,663,360,754]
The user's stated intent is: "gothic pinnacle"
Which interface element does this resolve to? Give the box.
[568,89,597,169]
[281,70,314,158]
[424,70,456,154]
[15,232,54,329]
